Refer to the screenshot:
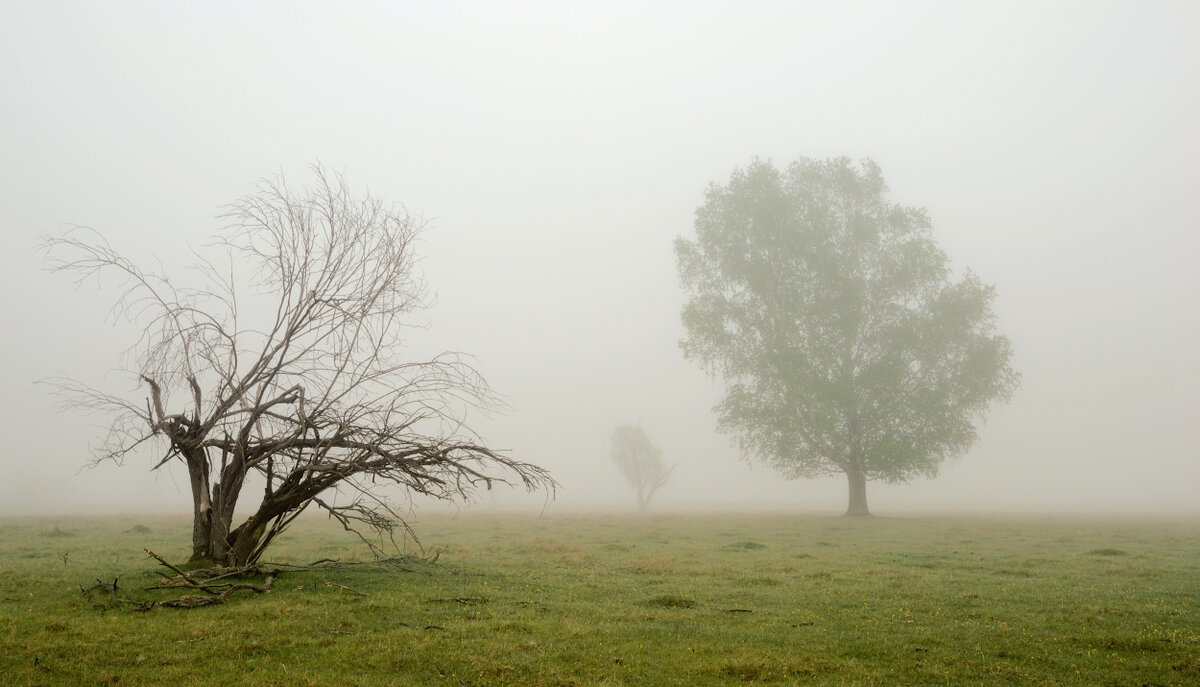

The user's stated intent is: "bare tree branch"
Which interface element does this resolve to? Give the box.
[41,164,556,566]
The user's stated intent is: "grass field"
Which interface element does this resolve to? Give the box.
[1,511,1197,686]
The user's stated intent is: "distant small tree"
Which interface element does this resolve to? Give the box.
[610,425,675,511]
[41,165,555,567]
[675,157,1019,516]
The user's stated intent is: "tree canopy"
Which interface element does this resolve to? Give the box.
[675,157,1018,515]
[610,425,675,511]
[42,165,554,565]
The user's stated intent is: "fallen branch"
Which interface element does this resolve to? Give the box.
[150,594,226,609]
[79,578,121,602]
[82,549,429,610]
[135,572,277,610]
[326,582,366,596]
[103,551,280,610]
[145,550,211,592]
[260,555,433,574]
[426,596,488,605]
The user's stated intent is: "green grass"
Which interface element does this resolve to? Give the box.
[2,512,1198,686]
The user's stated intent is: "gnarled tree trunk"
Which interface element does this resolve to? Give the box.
[186,458,213,561]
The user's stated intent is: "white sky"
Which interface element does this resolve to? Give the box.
[1,0,1197,516]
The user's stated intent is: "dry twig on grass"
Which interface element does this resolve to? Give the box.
[325,582,367,596]
[82,549,428,610]
[136,550,279,609]
[426,596,489,605]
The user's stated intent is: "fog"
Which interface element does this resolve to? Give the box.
[2,1,1197,517]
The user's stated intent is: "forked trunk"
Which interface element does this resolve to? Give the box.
[845,467,870,516]
[227,516,269,567]
[186,469,240,565]
[184,448,216,563]
[189,497,212,562]
[189,505,261,567]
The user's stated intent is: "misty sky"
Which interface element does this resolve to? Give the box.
[2,1,1197,516]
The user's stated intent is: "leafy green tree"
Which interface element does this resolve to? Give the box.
[675,158,1018,515]
[610,425,676,511]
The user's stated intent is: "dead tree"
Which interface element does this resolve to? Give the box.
[610,425,675,511]
[41,165,554,567]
